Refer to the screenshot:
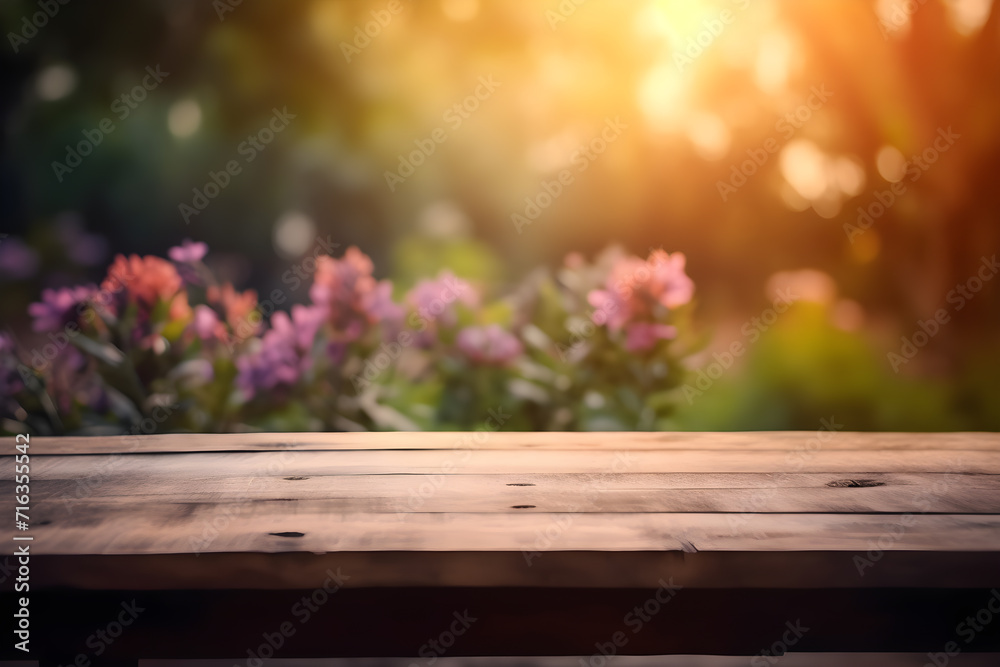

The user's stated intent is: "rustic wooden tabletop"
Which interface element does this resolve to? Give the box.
[5,431,1000,661]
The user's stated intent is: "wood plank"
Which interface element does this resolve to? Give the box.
[22,507,1000,554]
[19,430,1000,455]
[21,471,1000,513]
[7,448,998,479]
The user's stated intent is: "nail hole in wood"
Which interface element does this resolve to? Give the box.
[826,479,885,488]
[511,505,536,509]
[269,531,305,538]
[507,483,536,486]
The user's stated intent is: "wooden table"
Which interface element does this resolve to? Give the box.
[4,431,1000,663]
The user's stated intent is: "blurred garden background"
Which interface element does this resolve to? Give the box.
[1,0,999,433]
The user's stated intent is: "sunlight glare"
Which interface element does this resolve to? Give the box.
[687,113,731,160]
[780,139,828,201]
[639,62,688,132]
[942,0,993,35]
[754,30,793,94]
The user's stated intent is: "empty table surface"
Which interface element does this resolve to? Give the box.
[5,431,1000,659]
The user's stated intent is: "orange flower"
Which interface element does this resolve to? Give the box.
[309,246,402,341]
[169,291,192,322]
[101,254,185,314]
[208,283,260,333]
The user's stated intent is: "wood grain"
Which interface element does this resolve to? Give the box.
[23,506,1000,554]
[9,432,998,585]
[19,471,1000,513]
[8,448,998,480]
[11,430,1000,660]
[19,430,1000,454]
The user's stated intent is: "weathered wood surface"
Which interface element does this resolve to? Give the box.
[24,448,1000,474]
[2,430,997,588]
[5,431,1000,659]
[4,432,999,559]
[26,471,1000,512]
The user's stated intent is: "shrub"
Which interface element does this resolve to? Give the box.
[0,243,698,434]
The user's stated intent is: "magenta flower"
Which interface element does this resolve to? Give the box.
[235,304,325,398]
[28,285,96,332]
[456,324,523,366]
[624,322,678,352]
[309,247,402,342]
[588,249,694,331]
[168,239,208,264]
[285,303,327,351]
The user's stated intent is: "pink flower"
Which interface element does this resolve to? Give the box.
[624,322,677,352]
[406,271,477,347]
[309,247,402,341]
[28,285,96,332]
[647,250,695,309]
[168,239,208,263]
[588,249,694,331]
[191,305,226,343]
[456,324,522,366]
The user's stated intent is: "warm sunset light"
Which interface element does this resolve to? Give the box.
[4,0,1000,435]
[3,1,1000,662]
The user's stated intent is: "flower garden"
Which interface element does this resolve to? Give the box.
[3,242,702,434]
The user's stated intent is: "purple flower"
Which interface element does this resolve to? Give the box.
[0,237,40,280]
[55,215,109,267]
[286,303,327,351]
[408,271,476,326]
[235,304,325,398]
[46,346,101,415]
[68,235,110,267]
[168,239,208,264]
[365,280,405,333]
[28,285,96,332]
[456,324,523,366]
[406,271,478,347]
